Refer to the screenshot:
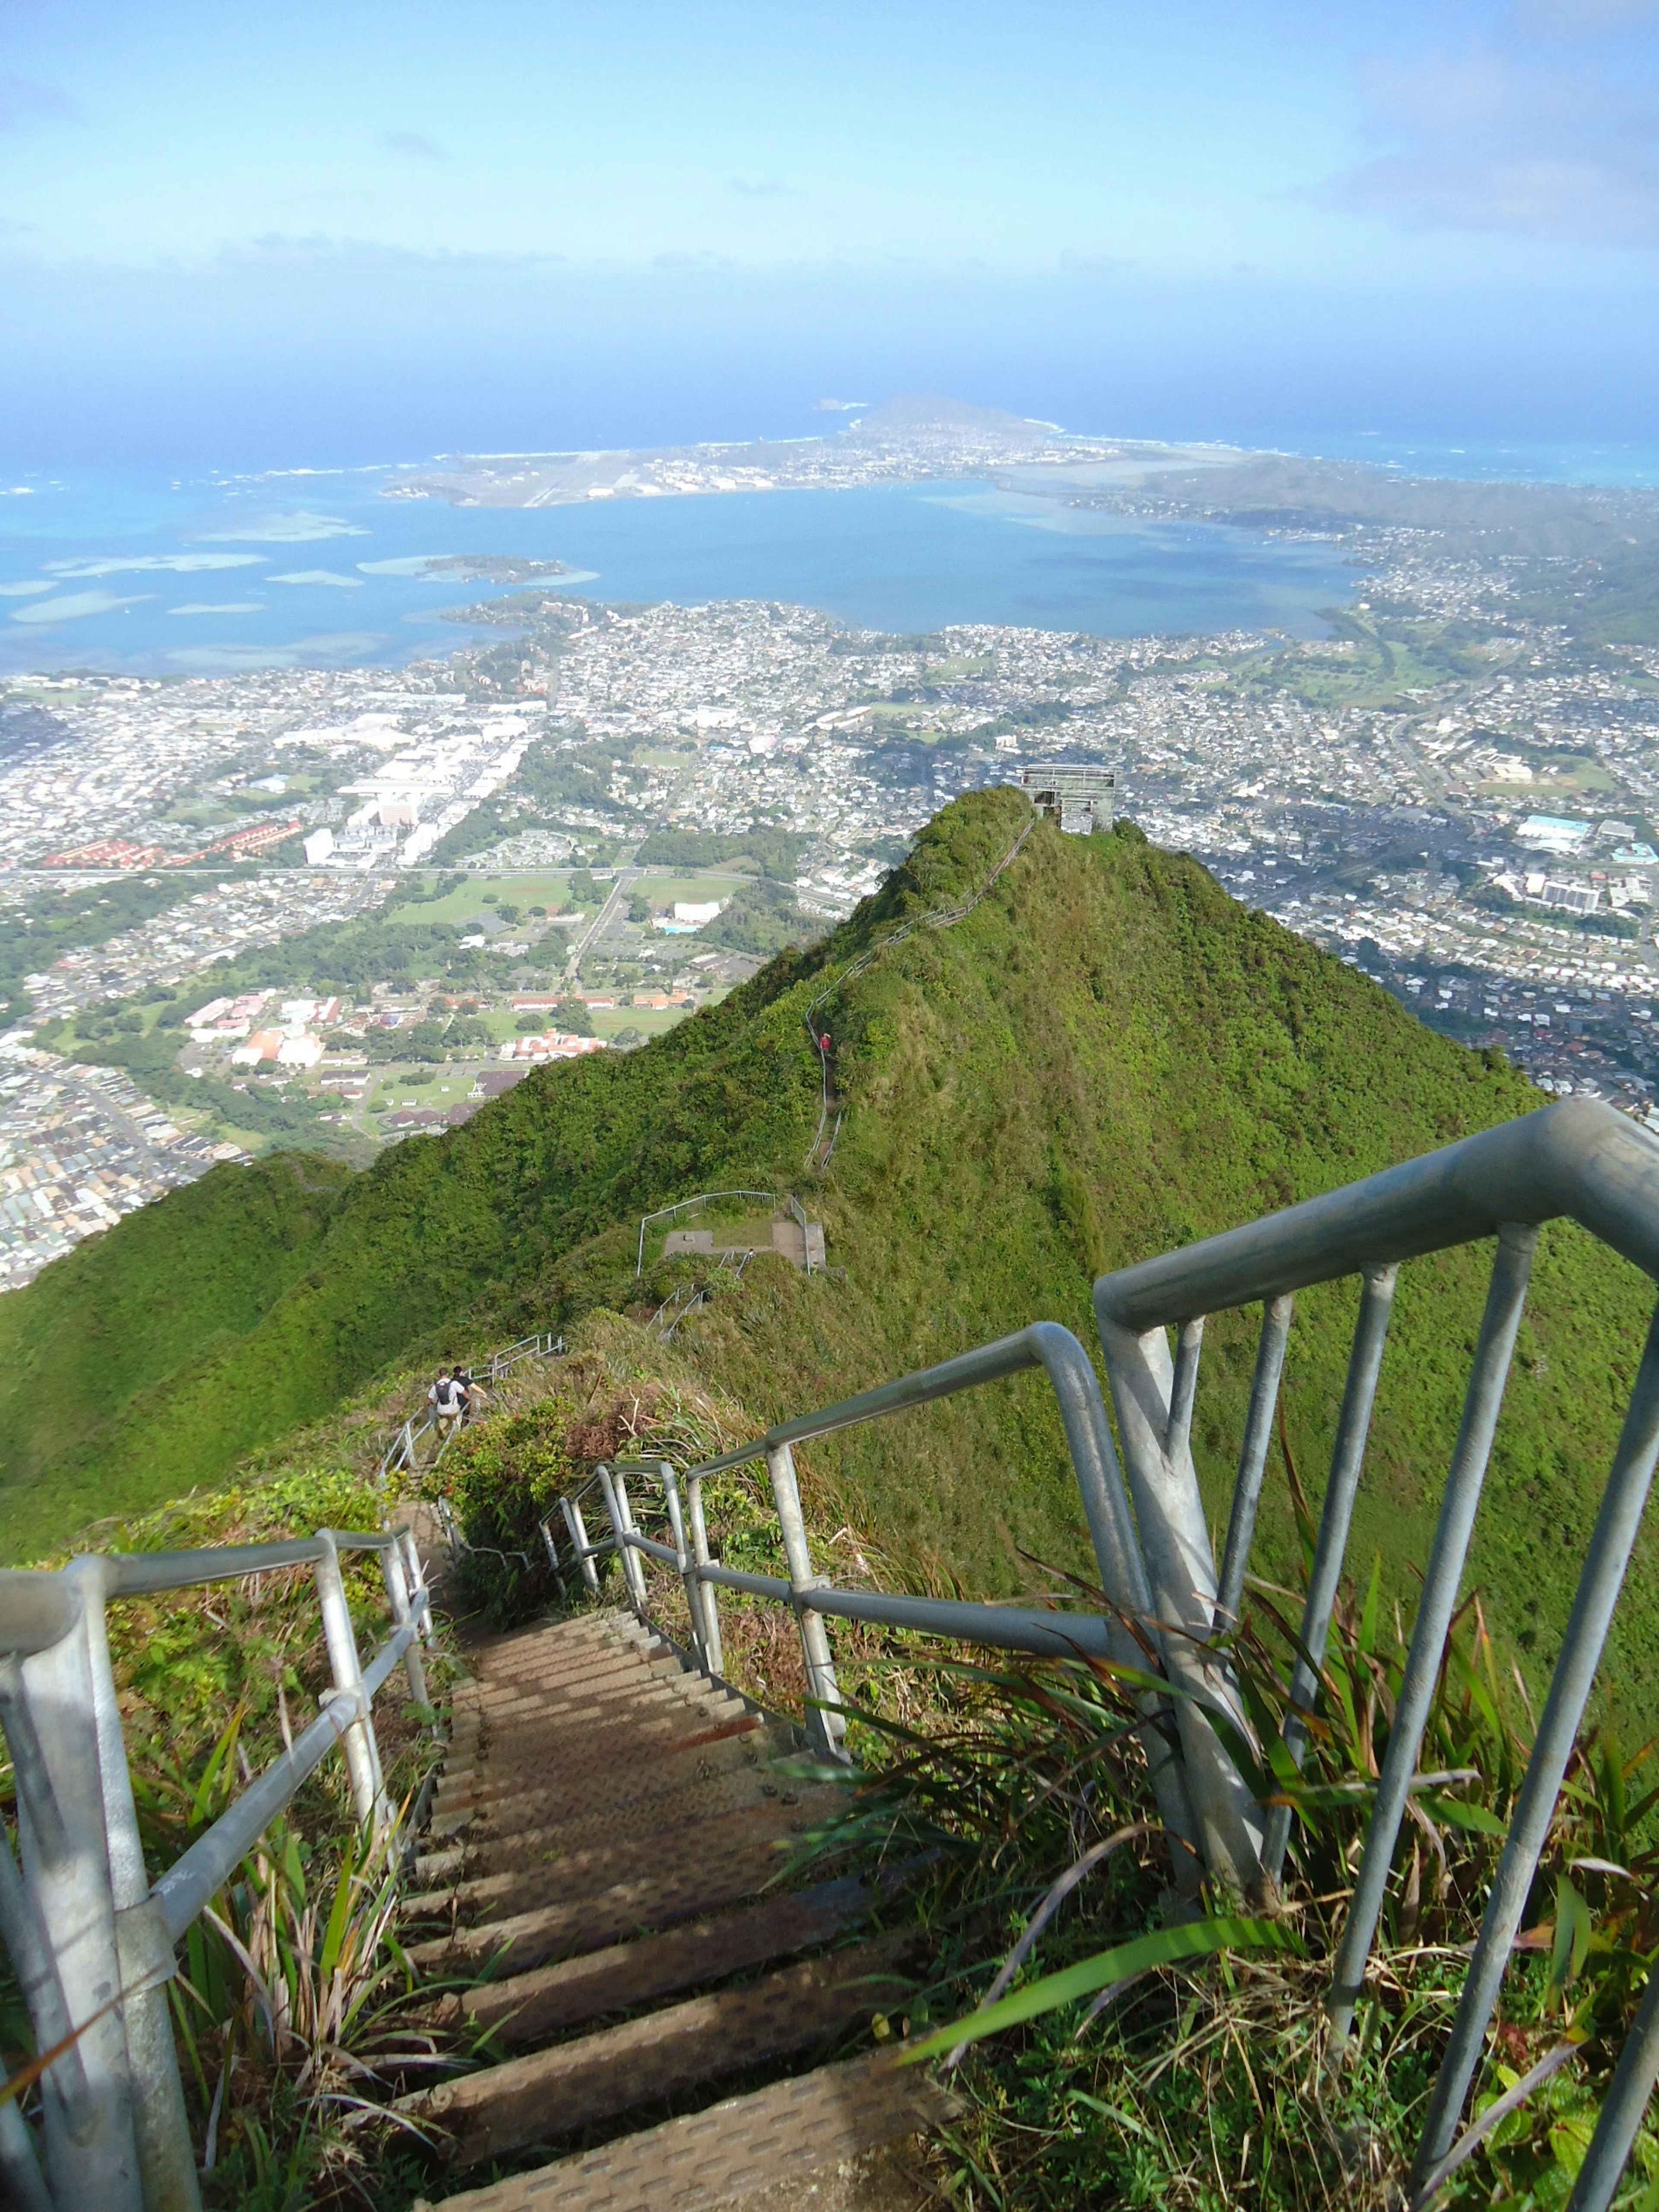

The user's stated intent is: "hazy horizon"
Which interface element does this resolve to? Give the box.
[4,1,1659,471]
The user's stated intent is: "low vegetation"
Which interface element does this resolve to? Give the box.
[431,1318,1659,2210]
[2,790,1653,1735]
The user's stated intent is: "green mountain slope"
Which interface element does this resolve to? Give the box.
[0,791,1651,1715]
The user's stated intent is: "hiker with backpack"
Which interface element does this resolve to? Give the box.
[429,1368,468,1441]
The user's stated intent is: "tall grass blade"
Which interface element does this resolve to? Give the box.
[902,1916,1302,2064]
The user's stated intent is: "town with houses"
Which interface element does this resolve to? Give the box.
[3,456,1659,1288]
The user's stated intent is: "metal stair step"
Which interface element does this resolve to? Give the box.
[410,2050,956,2212]
[398,1933,920,2169]
[433,1721,788,1832]
[448,1874,877,2046]
[421,1751,810,1873]
[470,1653,690,1706]
[431,1703,760,1814]
[405,1785,846,1926]
[430,1723,766,1828]
[471,1631,682,1691]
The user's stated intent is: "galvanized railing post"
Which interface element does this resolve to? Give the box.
[1411,1302,1659,2188]
[378,1545,430,1715]
[765,1442,847,1759]
[1328,1225,1537,2042]
[0,1821,71,2212]
[684,1473,725,1676]
[1166,1317,1205,1460]
[313,1533,384,1830]
[399,1529,434,1643]
[74,1559,202,2212]
[537,1512,568,1596]
[655,1464,706,1669]
[597,1468,649,1615]
[563,1496,601,1597]
[1261,1262,1398,1881]
[0,2080,49,2212]
[2,1594,144,2209]
[1215,1293,1294,1628]
[1098,1316,1265,1892]
[1564,1956,1659,2212]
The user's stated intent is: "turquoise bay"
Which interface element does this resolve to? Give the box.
[0,473,1356,678]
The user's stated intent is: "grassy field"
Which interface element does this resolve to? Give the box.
[385,871,585,923]
[628,870,750,905]
[0,792,1652,1734]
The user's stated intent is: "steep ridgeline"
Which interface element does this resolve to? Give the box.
[0,792,1652,1717]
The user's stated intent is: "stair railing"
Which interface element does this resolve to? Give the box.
[375,1331,565,1478]
[482,1331,565,1383]
[0,1522,435,2212]
[540,1097,1659,2212]
[542,1324,1205,1861]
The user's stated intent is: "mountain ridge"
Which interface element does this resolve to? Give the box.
[0,791,1652,1723]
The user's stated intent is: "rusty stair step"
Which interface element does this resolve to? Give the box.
[424,1745,807,1867]
[444,1873,878,2047]
[398,1932,920,2169]
[404,1785,847,1930]
[470,1653,696,1707]
[404,1808,839,1979]
[432,1721,788,1831]
[431,1701,760,1808]
[410,2049,956,2212]
[429,1726,768,1831]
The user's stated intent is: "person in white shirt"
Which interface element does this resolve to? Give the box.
[428,1369,467,1440]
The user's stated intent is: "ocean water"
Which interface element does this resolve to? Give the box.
[1275,433,1659,489]
[0,470,1358,679]
[7,423,1658,683]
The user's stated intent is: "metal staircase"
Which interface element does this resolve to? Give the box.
[6,1098,1659,2207]
[402,1610,950,2211]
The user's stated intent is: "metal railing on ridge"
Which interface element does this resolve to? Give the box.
[377,1331,566,1481]
[0,1519,435,2212]
[634,1191,819,1279]
[539,1096,1659,2212]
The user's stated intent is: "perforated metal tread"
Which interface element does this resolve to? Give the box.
[451,1873,877,2044]
[404,1787,849,1963]
[404,1607,938,2202]
[432,1719,784,1831]
[413,2050,956,2212]
[399,1932,919,2167]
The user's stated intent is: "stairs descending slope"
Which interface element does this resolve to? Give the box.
[404,1611,953,2211]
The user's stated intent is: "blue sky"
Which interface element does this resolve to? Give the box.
[3,0,1658,464]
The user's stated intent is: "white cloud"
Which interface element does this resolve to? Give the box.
[1323,33,1659,245]
[0,75,72,131]
[382,130,448,162]
[167,601,267,614]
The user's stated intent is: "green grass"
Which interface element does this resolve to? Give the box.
[626,870,751,905]
[0,791,1652,1735]
[383,872,578,925]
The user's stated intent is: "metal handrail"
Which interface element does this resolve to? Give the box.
[540,1328,1203,1860]
[538,1098,1659,2212]
[0,1520,435,2212]
[376,1330,565,1478]
[1087,1095,1659,2208]
[634,1190,825,1277]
